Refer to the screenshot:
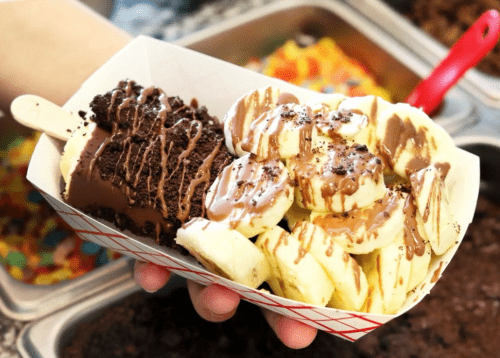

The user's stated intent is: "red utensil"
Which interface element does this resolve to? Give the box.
[405,9,500,115]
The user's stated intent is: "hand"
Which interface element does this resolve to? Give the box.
[134,261,317,349]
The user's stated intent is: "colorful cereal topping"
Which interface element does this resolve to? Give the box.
[245,37,392,101]
[0,132,120,284]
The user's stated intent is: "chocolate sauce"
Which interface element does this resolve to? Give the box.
[312,190,401,245]
[240,103,315,159]
[289,142,384,212]
[379,114,437,178]
[224,87,279,155]
[206,154,291,231]
[315,109,367,139]
[402,194,426,260]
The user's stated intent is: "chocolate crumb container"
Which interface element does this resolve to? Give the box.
[16,270,140,358]
[16,274,185,358]
[348,0,500,110]
[175,0,477,136]
[25,34,480,341]
[0,256,133,321]
[454,123,500,203]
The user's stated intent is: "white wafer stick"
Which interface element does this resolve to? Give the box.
[10,94,80,141]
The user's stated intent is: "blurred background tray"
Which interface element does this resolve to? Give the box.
[349,0,500,109]
[175,0,478,135]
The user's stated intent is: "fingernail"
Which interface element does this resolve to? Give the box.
[143,287,158,293]
[208,308,236,322]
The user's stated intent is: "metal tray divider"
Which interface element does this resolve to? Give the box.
[16,274,141,358]
[0,257,134,321]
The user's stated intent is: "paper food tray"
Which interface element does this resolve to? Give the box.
[26,36,480,341]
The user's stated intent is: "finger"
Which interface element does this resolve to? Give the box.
[134,260,171,293]
[261,308,317,349]
[187,280,240,322]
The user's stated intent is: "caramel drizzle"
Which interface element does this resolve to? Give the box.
[133,138,157,189]
[110,97,137,186]
[146,139,157,206]
[431,261,444,283]
[273,230,289,255]
[87,89,122,180]
[88,137,110,181]
[293,221,313,265]
[367,96,378,147]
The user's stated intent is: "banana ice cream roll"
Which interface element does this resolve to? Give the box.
[291,221,369,311]
[287,142,386,213]
[240,103,319,160]
[305,93,347,113]
[223,86,300,157]
[410,165,460,255]
[314,109,369,141]
[255,226,335,307]
[205,153,294,238]
[358,231,412,314]
[311,189,407,254]
[176,218,270,288]
[337,95,393,154]
[376,103,458,180]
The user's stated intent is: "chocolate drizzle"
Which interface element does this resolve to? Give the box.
[67,80,234,248]
[315,109,367,139]
[224,87,279,154]
[402,194,426,260]
[379,114,437,178]
[241,103,315,159]
[290,142,384,212]
[206,154,291,230]
[312,190,401,246]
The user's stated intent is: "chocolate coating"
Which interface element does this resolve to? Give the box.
[63,80,234,249]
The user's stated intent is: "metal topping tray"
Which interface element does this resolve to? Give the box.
[0,117,136,322]
[175,0,477,135]
[0,257,133,321]
[454,125,500,203]
[16,274,186,358]
[347,0,500,108]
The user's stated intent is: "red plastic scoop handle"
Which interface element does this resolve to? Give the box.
[405,9,500,115]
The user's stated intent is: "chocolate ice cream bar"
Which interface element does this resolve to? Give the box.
[60,80,234,249]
